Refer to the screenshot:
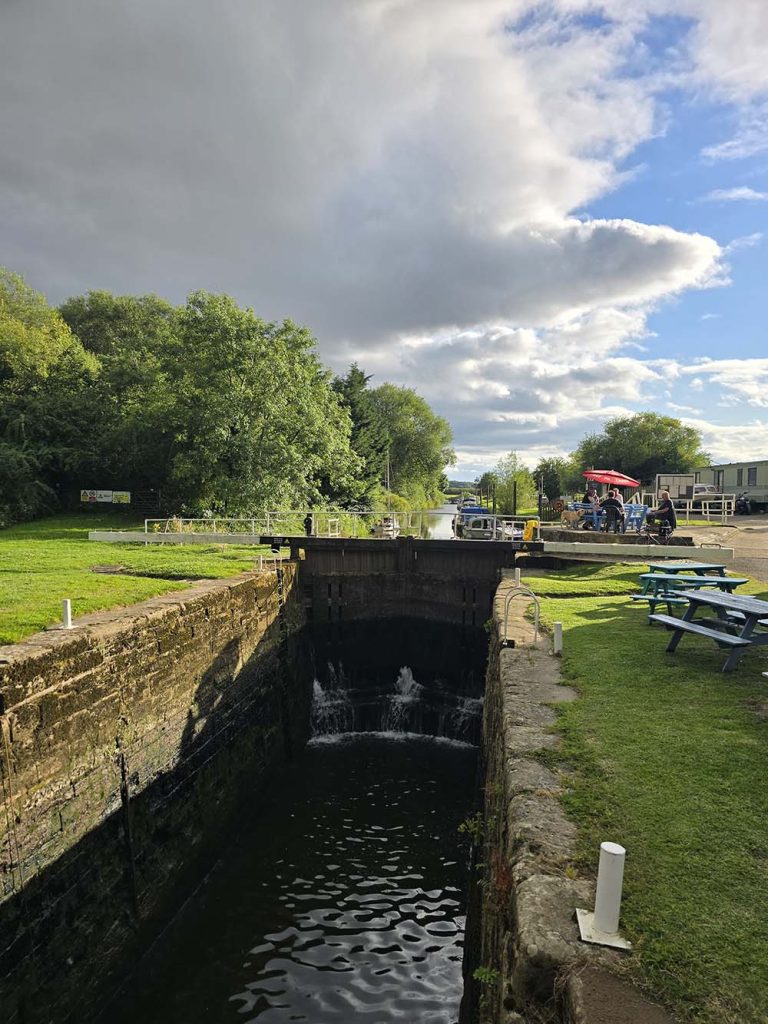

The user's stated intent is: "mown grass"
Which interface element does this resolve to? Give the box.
[524,566,768,1023]
[523,561,640,596]
[0,514,270,644]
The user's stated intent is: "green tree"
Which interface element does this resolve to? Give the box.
[0,269,99,523]
[533,457,572,500]
[368,383,455,506]
[331,364,388,506]
[164,291,359,512]
[572,412,710,485]
[493,451,536,514]
[59,290,180,491]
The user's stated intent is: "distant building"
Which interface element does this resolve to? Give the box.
[697,459,768,510]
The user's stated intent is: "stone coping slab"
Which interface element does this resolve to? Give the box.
[485,578,675,1022]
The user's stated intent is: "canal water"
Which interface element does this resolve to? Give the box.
[105,735,477,1023]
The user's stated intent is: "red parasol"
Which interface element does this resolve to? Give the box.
[582,469,640,488]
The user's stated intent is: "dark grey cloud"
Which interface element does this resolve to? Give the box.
[2,0,747,469]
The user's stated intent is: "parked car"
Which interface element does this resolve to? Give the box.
[692,483,721,508]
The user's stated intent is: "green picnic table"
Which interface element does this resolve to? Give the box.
[632,572,748,617]
[647,561,727,576]
[649,590,768,672]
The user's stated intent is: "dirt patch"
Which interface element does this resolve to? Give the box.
[566,966,674,1024]
[743,696,768,721]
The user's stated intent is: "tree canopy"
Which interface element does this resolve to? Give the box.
[368,383,455,506]
[572,412,710,484]
[331,364,388,507]
[533,457,572,500]
[492,452,536,514]
[1,270,99,523]
[0,269,455,524]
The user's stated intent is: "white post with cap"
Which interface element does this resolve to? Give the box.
[576,841,632,949]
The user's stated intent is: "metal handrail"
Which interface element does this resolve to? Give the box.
[502,585,541,646]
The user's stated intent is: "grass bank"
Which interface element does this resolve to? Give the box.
[0,514,270,644]
[526,564,768,1023]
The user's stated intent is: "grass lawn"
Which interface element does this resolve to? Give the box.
[526,564,768,1023]
[0,513,271,644]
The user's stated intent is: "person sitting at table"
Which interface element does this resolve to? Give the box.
[647,490,677,535]
[582,486,599,505]
[600,489,625,532]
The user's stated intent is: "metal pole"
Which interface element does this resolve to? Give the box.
[593,842,626,935]
[512,480,517,516]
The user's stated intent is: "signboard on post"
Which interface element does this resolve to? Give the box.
[80,489,131,504]
[655,474,695,499]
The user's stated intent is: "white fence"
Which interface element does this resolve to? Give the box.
[640,493,735,523]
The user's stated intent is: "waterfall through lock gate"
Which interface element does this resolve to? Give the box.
[310,663,483,744]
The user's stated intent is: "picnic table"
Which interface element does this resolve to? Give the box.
[632,572,748,616]
[649,590,768,672]
[647,561,727,576]
[566,502,647,533]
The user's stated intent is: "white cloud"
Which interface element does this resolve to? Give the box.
[0,0,722,344]
[699,313,721,320]
[680,359,768,408]
[723,232,763,253]
[1,0,766,471]
[679,417,768,463]
[699,187,768,202]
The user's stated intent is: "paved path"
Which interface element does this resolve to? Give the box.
[684,517,768,584]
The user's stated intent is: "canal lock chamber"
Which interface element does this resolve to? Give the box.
[0,562,495,1024]
[101,614,489,1024]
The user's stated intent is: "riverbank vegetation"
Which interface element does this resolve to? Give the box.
[531,564,768,1024]
[0,269,454,526]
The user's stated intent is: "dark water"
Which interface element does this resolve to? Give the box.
[107,735,477,1023]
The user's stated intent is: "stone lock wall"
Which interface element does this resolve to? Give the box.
[462,576,600,1024]
[0,565,308,1024]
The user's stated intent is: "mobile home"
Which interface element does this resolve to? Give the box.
[697,460,768,510]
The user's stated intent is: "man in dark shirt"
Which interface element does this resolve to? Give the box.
[647,490,677,534]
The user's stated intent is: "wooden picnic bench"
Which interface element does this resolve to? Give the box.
[649,590,768,672]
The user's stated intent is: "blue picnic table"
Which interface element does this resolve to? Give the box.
[631,572,748,617]
[647,561,727,576]
[649,590,768,672]
[566,502,647,533]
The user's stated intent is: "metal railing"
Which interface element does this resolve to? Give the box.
[502,585,541,646]
[142,510,542,543]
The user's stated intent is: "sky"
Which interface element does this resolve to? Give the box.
[1,0,767,479]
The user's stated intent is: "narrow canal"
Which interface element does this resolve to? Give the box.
[105,734,477,1023]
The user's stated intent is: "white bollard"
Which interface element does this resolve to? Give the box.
[514,567,521,585]
[62,599,73,629]
[553,621,563,655]
[593,841,626,935]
